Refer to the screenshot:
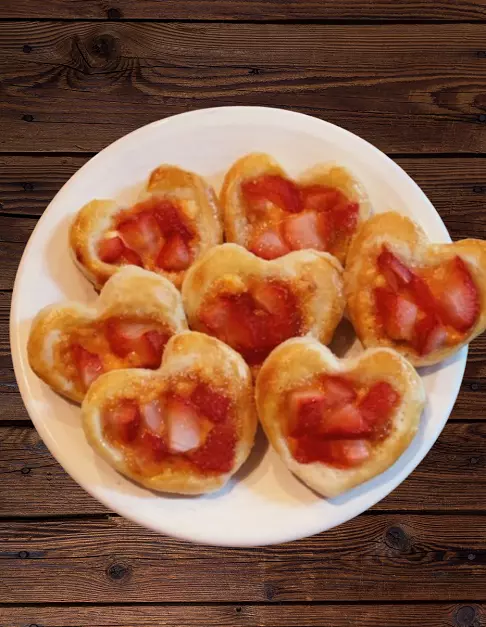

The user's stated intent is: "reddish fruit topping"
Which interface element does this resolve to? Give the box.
[288,388,328,436]
[103,399,140,444]
[321,376,357,407]
[300,185,344,213]
[141,399,165,433]
[434,257,479,332]
[249,227,291,260]
[190,423,236,473]
[375,287,418,341]
[413,315,447,356]
[359,381,399,437]
[294,437,370,467]
[191,384,231,423]
[98,236,125,263]
[242,174,301,213]
[377,248,413,290]
[118,211,161,257]
[283,211,328,251]
[105,319,165,368]
[165,396,203,453]
[156,234,191,271]
[319,403,371,438]
[71,344,104,390]
[152,200,193,241]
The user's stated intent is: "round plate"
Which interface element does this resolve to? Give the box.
[10,106,466,547]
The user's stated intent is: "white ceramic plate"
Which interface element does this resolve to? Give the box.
[10,106,466,547]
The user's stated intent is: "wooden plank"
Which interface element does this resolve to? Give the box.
[2,0,486,21]
[1,603,484,627]
[1,23,486,154]
[1,514,486,602]
[1,422,485,515]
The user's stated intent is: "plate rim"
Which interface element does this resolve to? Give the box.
[10,105,467,546]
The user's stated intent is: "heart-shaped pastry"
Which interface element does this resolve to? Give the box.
[256,337,425,497]
[28,266,187,402]
[181,243,345,370]
[82,331,256,494]
[345,212,486,366]
[220,153,371,264]
[70,164,222,289]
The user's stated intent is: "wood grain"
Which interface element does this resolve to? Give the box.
[2,0,486,20]
[1,514,486,602]
[1,23,486,154]
[1,422,485,515]
[1,604,484,627]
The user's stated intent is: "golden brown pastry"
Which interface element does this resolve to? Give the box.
[28,266,187,403]
[70,164,222,289]
[256,337,425,497]
[345,212,486,366]
[82,331,257,494]
[220,152,371,264]
[181,243,345,371]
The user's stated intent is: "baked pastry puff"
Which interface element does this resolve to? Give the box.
[70,164,222,290]
[181,243,345,370]
[82,331,257,494]
[28,266,187,403]
[345,212,486,366]
[256,338,425,497]
[220,153,371,264]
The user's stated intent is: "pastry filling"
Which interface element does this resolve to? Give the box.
[241,174,359,260]
[97,198,195,272]
[65,317,169,392]
[286,375,400,468]
[198,279,302,366]
[101,381,236,476]
[374,247,479,355]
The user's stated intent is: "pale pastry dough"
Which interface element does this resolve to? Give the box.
[82,331,257,494]
[28,266,187,403]
[70,164,222,289]
[255,337,425,497]
[181,243,346,370]
[345,211,486,366]
[220,152,371,264]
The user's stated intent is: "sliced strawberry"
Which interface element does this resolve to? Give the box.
[104,319,162,368]
[434,257,479,332]
[375,287,418,341]
[414,315,447,356]
[118,211,161,257]
[300,185,344,213]
[199,298,232,333]
[332,202,360,234]
[288,388,328,436]
[152,200,194,241]
[409,275,436,314]
[190,423,236,473]
[156,234,191,271]
[359,381,399,437]
[321,376,357,407]
[134,431,168,474]
[249,227,291,260]
[103,399,140,444]
[252,281,291,315]
[283,211,328,251]
[377,248,413,290]
[191,384,231,423]
[141,399,165,433]
[224,304,256,350]
[320,403,371,438]
[71,344,104,390]
[144,330,168,357]
[98,236,125,263]
[165,396,203,453]
[120,246,143,267]
[241,174,301,213]
[294,436,370,467]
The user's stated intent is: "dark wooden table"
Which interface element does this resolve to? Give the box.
[1,2,486,626]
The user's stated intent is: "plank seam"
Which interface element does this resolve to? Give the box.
[2,18,486,25]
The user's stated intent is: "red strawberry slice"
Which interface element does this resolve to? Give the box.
[321,376,357,406]
[294,436,370,467]
[359,381,399,437]
[241,174,301,213]
[134,431,168,474]
[144,330,168,357]
[103,399,140,444]
[332,202,360,234]
[300,185,344,213]
[375,287,418,341]
[434,257,479,332]
[119,246,143,267]
[283,211,328,251]
[199,298,232,334]
[225,305,256,350]
[98,236,125,263]
[104,319,163,368]
[320,403,371,438]
[118,211,161,257]
[141,398,165,433]
[249,227,291,260]
[414,315,447,356]
[152,200,193,240]
[156,234,191,271]
[165,396,203,453]
[288,388,328,436]
[191,384,231,423]
[71,344,104,390]
[377,248,413,290]
[251,281,291,315]
[190,423,236,473]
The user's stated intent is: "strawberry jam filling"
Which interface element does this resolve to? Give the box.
[97,198,195,273]
[66,318,169,392]
[102,382,236,476]
[198,279,302,366]
[241,174,359,260]
[374,247,479,355]
[287,376,400,468]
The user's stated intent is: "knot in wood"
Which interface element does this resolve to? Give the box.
[22,114,34,122]
[22,182,34,192]
[21,466,31,475]
[107,562,130,581]
[455,606,477,627]
[478,114,486,123]
[91,34,119,60]
[107,7,122,19]
[23,44,32,54]
[385,526,410,551]
[18,551,29,559]
[264,582,277,600]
